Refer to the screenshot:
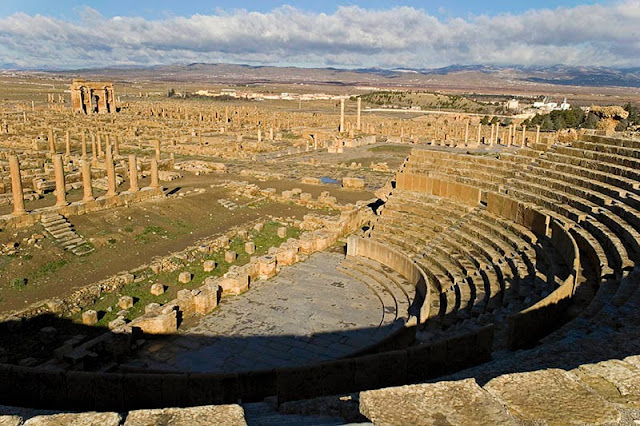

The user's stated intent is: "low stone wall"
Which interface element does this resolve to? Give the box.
[0,325,494,411]
[346,235,429,324]
[395,172,481,207]
[0,187,164,229]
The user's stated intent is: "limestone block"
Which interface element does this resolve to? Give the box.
[108,317,126,330]
[277,226,287,238]
[225,250,237,263]
[360,379,515,425]
[150,283,165,296]
[119,273,135,285]
[0,415,22,426]
[291,188,302,195]
[23,412,122,426]
[203,260,216,272]
[178,271,192,284]
[314,230,335,251]
[299,235,316,255]
[82,310,98,326]
[118,295,134,310]
[254,222,264,232]
[177,289,196,316]
[300,192,312,201]
[133,310,177,335]
[123,405,245,426]
[484,369,621,424]
[257,255,277,279]
[301,176,321,185]
[145,303,161,314]
[245,241,256,254]
[282,190,293,199]
[237,229,248,239]
[276,244,298,266]
[342,177,365,190]
[219,271,250,295]
[194,285,219,315]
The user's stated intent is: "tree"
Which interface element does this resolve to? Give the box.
[167,88,176,98]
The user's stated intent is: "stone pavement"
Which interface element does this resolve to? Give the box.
[130,252,401,373]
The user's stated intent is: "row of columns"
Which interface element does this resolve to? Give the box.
[339,97,362,133]
[8,153,160,216]
[430,122,542,147]
[47,130,122,159]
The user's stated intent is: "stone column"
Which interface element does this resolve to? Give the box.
[91,133,97,166]
[521,125,527,146]
[507,125,512,147]
[464,121,469,145]
[535,125,541,144]
[489,124,495,146]
[339,98,345,133]
[356,97,361,131]
[97,133,102,158]
[65,131,71,157]
[81,132,87,157]
[258,128,262,143]
[9,155,27,215]
[105,147,117,197]
[82,160,94,202]
[269,127,274,141]
[477,124,482,145]
[150,158,160,188]
[128,154,139,192]
[53,154,67,207]
[48,129,55,154]
[155,140,161,161]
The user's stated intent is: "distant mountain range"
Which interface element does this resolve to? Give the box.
[40,63,640,89]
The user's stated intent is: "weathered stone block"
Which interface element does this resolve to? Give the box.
[133,311,177,335]
[150,283,165,296]
[82,310,98,326]
[342,177,365,190]
[219,271,250,295]
[193,285,219,315]
[277,226,287,238]
[178,271,192,284]
[118,296,134,310]
[225,250,237,263]
[257,255,277,279]
[203,260,216,272]
[244,241,256,254]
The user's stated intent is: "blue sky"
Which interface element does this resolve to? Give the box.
[0,0,605,20]
[0,1,636,70]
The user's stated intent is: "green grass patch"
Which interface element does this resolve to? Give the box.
[32,259,68,280]
[11,277,27,290]
[134,225,166,243]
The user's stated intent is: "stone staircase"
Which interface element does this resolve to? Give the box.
[40,213,94,256]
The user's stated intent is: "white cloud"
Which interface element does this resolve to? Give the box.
[0,2,638,69]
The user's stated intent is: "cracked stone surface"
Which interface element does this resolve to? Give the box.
[360,378,517,426]
[484,369,621,425]
[124,404,246,426]
[131,252,401,373]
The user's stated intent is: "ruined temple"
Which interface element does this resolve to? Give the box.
[70,79,115,114]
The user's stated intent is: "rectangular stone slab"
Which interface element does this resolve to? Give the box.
[484,369,621,425]
[360,378,517,425]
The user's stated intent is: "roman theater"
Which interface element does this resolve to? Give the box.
[0,75,638,425]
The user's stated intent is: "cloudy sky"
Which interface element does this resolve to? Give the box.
[0,0,637,70]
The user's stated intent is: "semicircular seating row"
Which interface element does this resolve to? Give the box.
[355,133,640,350]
